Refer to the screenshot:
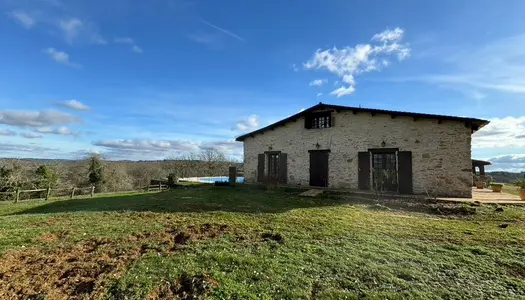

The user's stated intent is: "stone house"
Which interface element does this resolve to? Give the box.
[235,103,489,197]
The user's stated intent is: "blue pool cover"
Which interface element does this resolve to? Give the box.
[199,177,245,183]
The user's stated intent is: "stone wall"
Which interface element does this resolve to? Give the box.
[242,109,473,197]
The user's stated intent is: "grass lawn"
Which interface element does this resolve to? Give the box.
[0,185,524,299]
[503,184,521,196]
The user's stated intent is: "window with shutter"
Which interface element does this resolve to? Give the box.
[305,112,332,129]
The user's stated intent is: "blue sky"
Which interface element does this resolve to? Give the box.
[0,0,524,171]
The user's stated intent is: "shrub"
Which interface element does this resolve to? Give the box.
[514,179,525,190]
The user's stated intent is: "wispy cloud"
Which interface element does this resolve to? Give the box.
[114,37,135,44]
[392,33,525,99]
[114,37,143,53]
[303,27,410,97]
[0,110,81,128]
[56,100,90,111]
[131,45,143,53]
[0,129,17,136]
[7,11,36,29]
[309,79,327,87]
[485,154,525,172]
[200,19,244,42]
[21,132,43,139]
[234,115,260,132]
[35,127,79,136]
[58,18,106,45]
[59,18,82,43]
[473,116,525,149]
[44,48,81,68]
[92,138,242,160]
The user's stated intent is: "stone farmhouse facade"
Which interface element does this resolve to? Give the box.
[236,103,489,198]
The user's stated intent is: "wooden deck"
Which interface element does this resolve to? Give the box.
[438,187,524,205]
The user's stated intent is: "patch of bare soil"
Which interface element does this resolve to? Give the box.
[0,223,230,299]
[149,274,219,300]
[348,195,478,217]
[261,232,284,244]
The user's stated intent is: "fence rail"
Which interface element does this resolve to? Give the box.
[1,183,168,203]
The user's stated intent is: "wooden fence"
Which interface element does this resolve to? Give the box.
[0,183,168,203]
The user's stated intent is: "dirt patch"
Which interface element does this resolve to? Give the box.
[262,232,284,244]
[164,223,230,249]
[0,223,230,299]
[346,196,479,217]
[0,238,139,300]
[505,263,525,279]
[151,274,219,300]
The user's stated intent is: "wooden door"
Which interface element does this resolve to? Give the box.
[371,151,398,192]
[398,151,413,194]
[358,152,371,190]
[267,153,280,183]
[309,151,329,187]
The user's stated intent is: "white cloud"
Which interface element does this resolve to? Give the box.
[59,18,83,43]
[330,86,356,98]
[0,129,17,136]
[21,132,42,139]
[316,93,323,99]
[92,139,242,160]
[372,28,404,43]
[304,27,410,97]
[486,155,525,172]
[309,79,327,87]
[58,18,106,45]
[57,100,90,111]
[473,116,525,149]
[8,11,36,29]
[0,142,53,154]
[235,115,260,132]
[0,110,81,128]
[131,45,143,53]
[44,48,81,68]
[36,127,79,136]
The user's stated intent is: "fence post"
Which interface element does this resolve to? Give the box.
[229,166,237,187]
[70,187,76,199]
[159,183,162,191]
[45,187,51,201]
[91,186,95,197]
[15,188,20,203]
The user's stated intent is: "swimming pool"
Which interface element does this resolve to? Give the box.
[181,177,245,183]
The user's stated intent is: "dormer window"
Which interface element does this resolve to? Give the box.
[305,111,332,129]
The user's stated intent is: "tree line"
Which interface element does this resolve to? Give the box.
[0,149,239,199]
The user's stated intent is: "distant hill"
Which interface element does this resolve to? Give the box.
[486,172,525,183]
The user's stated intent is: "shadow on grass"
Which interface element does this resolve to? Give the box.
[12,185,473,216]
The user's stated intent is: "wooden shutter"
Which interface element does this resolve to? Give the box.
[279,153,288,184]
[358,152,370,190]
[304,115,312,129]
[398,151,413,194]
[330,115,335,127]
[257,154,265,182]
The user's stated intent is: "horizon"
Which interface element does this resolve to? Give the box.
[1,0,524,172]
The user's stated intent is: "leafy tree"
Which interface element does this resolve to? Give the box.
[87,154,105,192]
[35,165,59,188]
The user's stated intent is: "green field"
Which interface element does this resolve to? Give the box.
[0,185,524,299]
[503,184,521,196]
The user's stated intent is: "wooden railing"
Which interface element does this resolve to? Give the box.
[1,183,169,203]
